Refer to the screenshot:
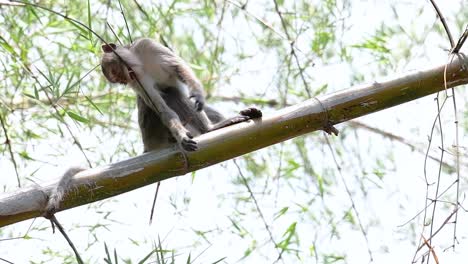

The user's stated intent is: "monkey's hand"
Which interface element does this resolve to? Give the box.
[189,92,205,111]
[176,128,198,151]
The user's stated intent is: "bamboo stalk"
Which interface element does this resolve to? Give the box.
[1,55,467,228]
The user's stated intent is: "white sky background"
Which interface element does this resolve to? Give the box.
[0,0,468,263]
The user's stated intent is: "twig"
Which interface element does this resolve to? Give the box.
[0,217,36,243]
[117,0,132,43]
[233,159,284,264]
[9,3,195,218]
[348,121,459,169]
[46,214,84,264]
[452,25,468,53]
[417,92,448,251]
[422,235,440,264]
[131,0,170,48]
[445,54,460,249]
[225,0,287,41]
[272,0,312,97]
[34,67,93,168]
[324,136,374,262]
[426,95,445,264]
[416,208,458,253]
[148,181,161,224]
[428,0,455,48]
[0,113,21,187]
[9,1,109,44]
[0,257,14,264]
[105,22,124,45]
[132,0,150,20]
[206,0,227,90]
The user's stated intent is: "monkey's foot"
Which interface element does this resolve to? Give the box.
[240,107,262,119]
[180,132,198,151]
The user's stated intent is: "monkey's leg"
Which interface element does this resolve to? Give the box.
[163,89,212,134]
[209,107,263,131]
[161,88,262,135]
[159,87,263,135]
[137,96,174,152]
[204,105,224,123]
[174,64,205,111]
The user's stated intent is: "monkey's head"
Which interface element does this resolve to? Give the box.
[101,43,132,85]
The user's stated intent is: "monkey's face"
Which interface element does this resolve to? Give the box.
[101,55,131,85]
[101,43,131,85]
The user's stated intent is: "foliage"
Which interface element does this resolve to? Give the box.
[0,0,467,263]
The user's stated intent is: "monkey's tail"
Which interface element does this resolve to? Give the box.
[45,167,86,213]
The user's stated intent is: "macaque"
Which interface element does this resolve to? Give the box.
[137,84,260,152]
[100,38,262,151]
[43,39,261,219]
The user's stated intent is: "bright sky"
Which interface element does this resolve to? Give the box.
[0,0,467,263]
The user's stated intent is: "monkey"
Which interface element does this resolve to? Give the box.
[37,40,261,252]
[101,38,261,224]
[100,38,262,151]
[138,91,220,152]
[138,87,218,224]
[137,86,260,152]
[42,39,260,220]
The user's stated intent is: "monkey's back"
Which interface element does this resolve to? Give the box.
[130,38,181,88]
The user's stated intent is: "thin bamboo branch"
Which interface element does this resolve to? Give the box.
[0,55,467,228]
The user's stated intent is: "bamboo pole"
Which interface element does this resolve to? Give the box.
[1,55,467,228]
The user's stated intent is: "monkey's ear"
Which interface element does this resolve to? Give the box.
[101,43,117,53]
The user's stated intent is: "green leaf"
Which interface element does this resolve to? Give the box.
[137,249,157,264]
[67,110,90,123]
[277,222,297,250]
[87,0,92,40]
[0,36,16,55]
[103,243,112,264]
[313,84,328,96]
[211,257,227,264]
[274,207,289,220]
[113,248,118,264]
[18,151,33,160]
[23,92,38,100]
[343,210,355,225]
[67,19,89,40]
[85,95,103,115]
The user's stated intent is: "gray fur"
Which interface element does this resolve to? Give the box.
[45,166,86,214]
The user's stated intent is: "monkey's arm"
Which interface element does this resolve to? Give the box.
[132,38,206,111]
[135,75,198,151]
